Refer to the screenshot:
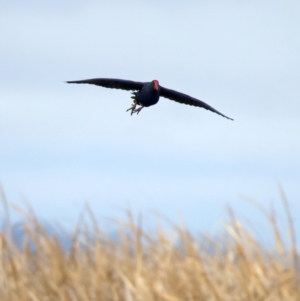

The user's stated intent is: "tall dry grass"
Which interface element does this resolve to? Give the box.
[0,189,299,301]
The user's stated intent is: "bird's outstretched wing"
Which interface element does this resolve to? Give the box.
[160,86,233,120]
[66,78,144,91]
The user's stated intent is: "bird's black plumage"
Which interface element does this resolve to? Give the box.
[66,78,143,91]
[159,86,233,120]
[66,78,233,120]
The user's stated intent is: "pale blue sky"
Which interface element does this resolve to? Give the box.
[0,1,299,232]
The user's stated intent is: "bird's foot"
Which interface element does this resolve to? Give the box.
[132,106,144,115]
[126,103,137,115]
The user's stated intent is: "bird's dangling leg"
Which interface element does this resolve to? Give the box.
[126,101,137,116]
[127,91,141,115]
[133,106,144,115]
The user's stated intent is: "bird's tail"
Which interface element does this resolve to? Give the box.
[131,91,138,99]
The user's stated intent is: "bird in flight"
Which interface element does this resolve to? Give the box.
[66,78,233,120]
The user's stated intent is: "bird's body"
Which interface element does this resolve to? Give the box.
[66,78,233,120]
[135,81,160,107]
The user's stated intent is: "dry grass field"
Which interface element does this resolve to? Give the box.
[0,190,299,301]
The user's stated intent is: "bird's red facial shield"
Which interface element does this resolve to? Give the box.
[152,80,159,91]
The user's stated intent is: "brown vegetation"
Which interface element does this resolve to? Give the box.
[0,189,298,301]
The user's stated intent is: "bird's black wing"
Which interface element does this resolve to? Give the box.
[66,78,144,91]
[160,86,233,120]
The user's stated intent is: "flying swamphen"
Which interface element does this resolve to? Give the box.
[66,78,233,120]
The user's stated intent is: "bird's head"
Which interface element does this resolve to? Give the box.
[152,80,159,91]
